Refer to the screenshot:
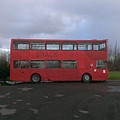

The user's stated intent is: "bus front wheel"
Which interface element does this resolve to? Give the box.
[82,73,91,83]
[31,74,41,83]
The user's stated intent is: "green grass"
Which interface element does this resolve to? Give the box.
[109,71,120,80]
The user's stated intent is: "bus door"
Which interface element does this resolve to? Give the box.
[20,60,30,81]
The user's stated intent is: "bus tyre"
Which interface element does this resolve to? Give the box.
[82,74,91,83]
[31,74,41,83]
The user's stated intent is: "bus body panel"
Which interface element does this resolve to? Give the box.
[10,39,108,82]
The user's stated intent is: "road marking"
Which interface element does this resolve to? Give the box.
[79,110,89,114]
[0,105,7,108]
[44,96,49,98]
[0,108,17,115]
[55,94,64,97]
[16,99,23,102]
[0,93,11,99]
[29,108,38,114]
[17,87,33,91]
[74,115,80,118]
[26,103,33,105]
[95,95,101,97]
[0,105,17,116]
[0,95,5,98]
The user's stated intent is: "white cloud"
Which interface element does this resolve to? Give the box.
[0,0,120,48]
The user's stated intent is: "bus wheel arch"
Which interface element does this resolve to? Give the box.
[31,73,41,83]
[82,73,92,83]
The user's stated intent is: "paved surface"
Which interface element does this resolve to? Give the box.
[0,81,120,120]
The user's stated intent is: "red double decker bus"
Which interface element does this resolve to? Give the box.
[10,39,108,83]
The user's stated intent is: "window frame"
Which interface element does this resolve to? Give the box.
[21,60,29,69]
[62,60,77,68]
[93,42,106,51]
[46,60,61,68]
[13,60,20,68]
[62,42,77,50]
[78,42,92,50]
[30,60,45,68]
[46,42,61,50]
[96,60,107,68]
[13,41,29,50]
[30,42,45,50]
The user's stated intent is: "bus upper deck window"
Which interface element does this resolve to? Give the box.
[14,41,29,50]
[93,42,106,50]
[62,60,77,68]
[46,42,60,50]
[62,42,77,50]
[46,60,61,68]
[30,42,45,50]
[78,42,92,50]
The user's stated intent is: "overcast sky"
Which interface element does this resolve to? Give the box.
[0,0,120,49]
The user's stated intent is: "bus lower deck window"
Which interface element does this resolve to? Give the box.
[96,60,106,68]
[30,60,45,68]
[14,60,20,68]
[46,60,61,68]
[21,60,29,68]
[62,60,77,68]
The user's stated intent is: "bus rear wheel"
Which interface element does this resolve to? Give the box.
[82,73,91,83]
[31,74,41,83]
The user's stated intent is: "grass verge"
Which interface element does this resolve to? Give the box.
[109,71,120,80]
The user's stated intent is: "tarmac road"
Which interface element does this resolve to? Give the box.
[0,81,120,120]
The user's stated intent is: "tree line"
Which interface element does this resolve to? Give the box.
[0,42,120,81]
[0,53,10,81]
[108,41,120,71]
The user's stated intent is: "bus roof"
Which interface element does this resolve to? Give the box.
[11,38,108,43]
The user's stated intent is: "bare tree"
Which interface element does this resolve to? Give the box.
[0,53,10,81]
[108,41,120,71]
[108,43,114,71]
